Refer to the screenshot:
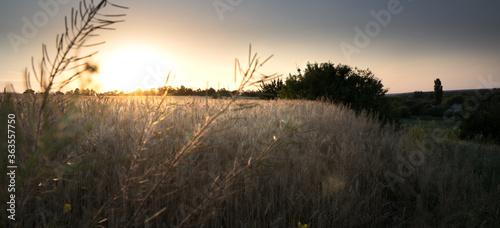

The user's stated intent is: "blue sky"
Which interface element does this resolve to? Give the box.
[1,0,500,93]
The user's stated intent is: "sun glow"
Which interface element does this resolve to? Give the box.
[97,46,174,93]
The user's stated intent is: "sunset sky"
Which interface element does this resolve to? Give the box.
[1,0,499,93]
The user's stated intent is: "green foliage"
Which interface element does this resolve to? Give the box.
[407,122,426,142]
[278,62,390,119]
[387,97,411,119]
[278,73,303,99]
[427,104,448,117]
[259,78,283,99]
[444,94,465,106]
[413,91,426,99]
[444,127,460,141]
[459,91,500,144]
[398,106,412,118]
[434,78,443,105]
[407,100,430,116]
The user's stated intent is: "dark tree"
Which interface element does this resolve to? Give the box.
[158,86,174,96]
[217,88,231,97]
[278,73,303,99]
[259,78,283,99]
[176,85,194,96]
[23,89,35,94]
[206,87,216,96]
[81,88,97,96]
[434,78,443,105]
[278,62,389,117]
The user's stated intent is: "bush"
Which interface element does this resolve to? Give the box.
[278,62,390,120]
[427,105,448,117]
[387,97,411,119]
[459,91,500,144]
[398,106,412,118]
[409,100,432,116]
[407,122,426,142]
[444,95,465,106]
[23,89,35,94]
[459,104,500,144]
[259,78,283,99]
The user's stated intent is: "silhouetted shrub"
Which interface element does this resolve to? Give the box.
[24,89,35,94]
[259,78,283,99]
[278,62,392,122]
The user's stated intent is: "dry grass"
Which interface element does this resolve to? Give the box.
[1,94,499,227]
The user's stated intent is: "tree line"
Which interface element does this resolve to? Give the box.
[22,86,259,98]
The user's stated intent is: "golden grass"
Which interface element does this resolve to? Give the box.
[1,94,499,227]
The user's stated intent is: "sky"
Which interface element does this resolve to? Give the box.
[1,0,500,94]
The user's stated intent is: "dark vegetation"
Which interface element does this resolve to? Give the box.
[260,62,395,124]
[434,78,443,105]
[279,63,387,114]
[388,89,500,144]
[458,90,500,144]
[25,85,238,97]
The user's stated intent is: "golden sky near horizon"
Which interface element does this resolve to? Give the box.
[1,0,500,93]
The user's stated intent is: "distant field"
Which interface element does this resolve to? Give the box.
[400,117,459,134]
[1,95,499,227]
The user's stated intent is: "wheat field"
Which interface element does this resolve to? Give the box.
[1,94,499,227]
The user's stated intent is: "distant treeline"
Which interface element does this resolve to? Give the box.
[21,86,260,98]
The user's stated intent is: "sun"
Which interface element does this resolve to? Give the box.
[98,46,174,93]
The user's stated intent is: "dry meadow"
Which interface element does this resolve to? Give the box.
[1,94,499,227]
